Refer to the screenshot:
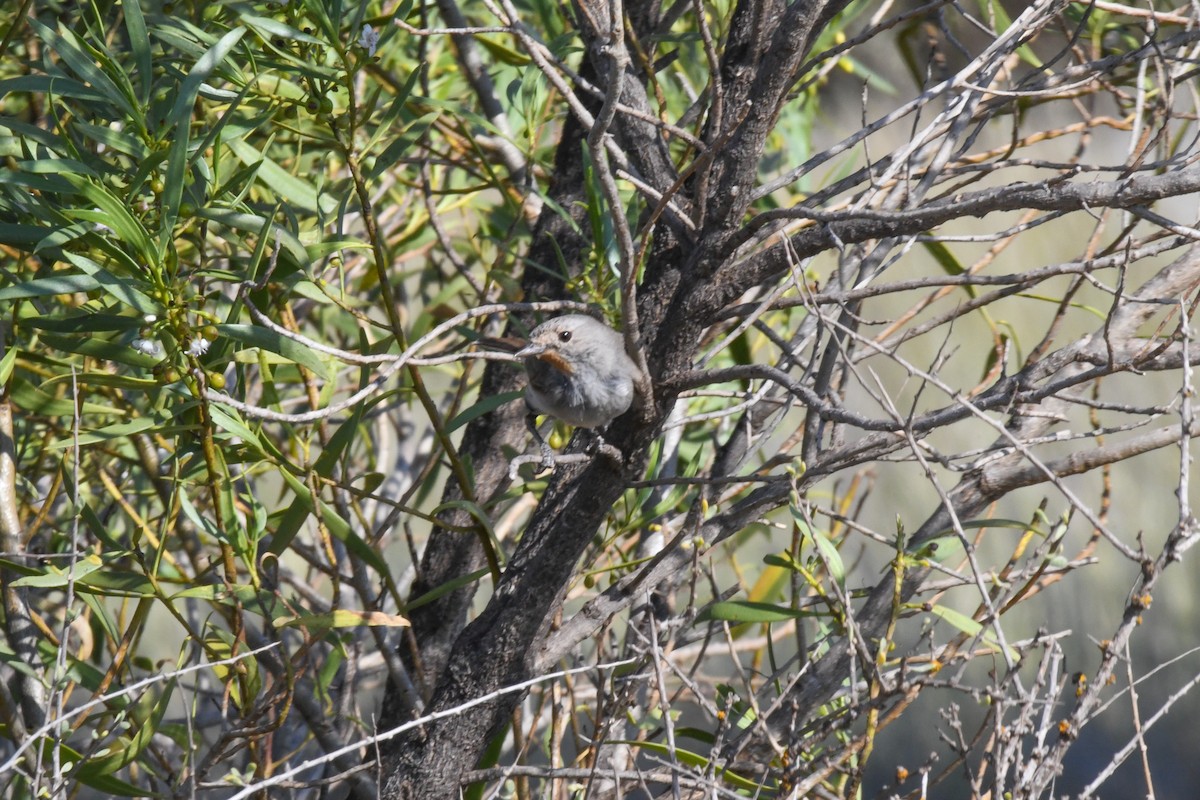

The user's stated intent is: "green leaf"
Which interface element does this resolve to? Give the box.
[0,223,59,250]
[45,416,166,449]
[406,567,490,611]
[0,74,111,104]
[304,239,373,261]
[674,727,715,745]
[809,527,846,587]
[762,552,797,571]
[275,609,410,631]
[60,471,124,549]
[619,741,768,792]
[9,376,127,417]
[312,400,365,476]
[28,18,135,116]
[697,600,813,624]
[475,34,532,67]
[216,323,330,375]
[22,312,140,334]
[903,534,963,565]
[0,115,62,149]
[36,740,157,797]
[194,207,309,267]
[364,66,426,152]
[123,0,152,105]
[792,508,845,586]
[226,137,332,215]
[62,252,156,313]
[16,157,99,177]
[0,345,17,384]
[75,769,156,798]
[0,274,101,300]
[239,14,324,45]
[75,570,158,597]
[206,404,270,457]
[906,519,1035,563]
[44,372,160,392]
[446,390,521,433]
[78,591,122,649]
[11,554,106,588]
[924,603,1018,661]
[923,240,976,299]
[35,332,161,369]
[169,583,276,609]
[271,470,393,581]
[161,27,247,247]
[77,678,176,779]
[203,629,260,709]
[925,239,964,276]
[64,176,156,266]
[371,112,438,181]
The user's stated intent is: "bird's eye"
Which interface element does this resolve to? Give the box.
[558,330,572,342]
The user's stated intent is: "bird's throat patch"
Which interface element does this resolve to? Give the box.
[536,350,574,375]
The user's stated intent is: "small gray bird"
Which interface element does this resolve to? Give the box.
[484,314,640,465]
[517,314,638,430]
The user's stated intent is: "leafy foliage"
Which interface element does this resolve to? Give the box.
[2,1,1199,798]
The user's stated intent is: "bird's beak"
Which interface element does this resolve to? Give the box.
[515,342,547,358]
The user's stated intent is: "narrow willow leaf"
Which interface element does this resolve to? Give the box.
[446,390,521,433]
[239,14,324,44]
[18,157,99,177]
[206,404,269,456]
[926,603,1018,661]
[10,377,126,417]
[0,223,56,249]
[161,27,247,248]
[810,527,846,587]
[365,66,425,152]
[77,678,176,778]
[64,177,155,266]
[194,207,309,267]
[0,74,111,104]
[275,609,410,630]
[35,740,148,797]
[0,274,101,300]
[0,115,61,148]
[619,741,767,792]
[272,469,394,580]
[27,19,135,116]
[123,0,152,105]
[204,629,260,709]
[697,600,812,623]
[36,332,161,369]
[225,137,329,215]
[45,416,164,449]
[0,347,16,384]
[11,554,105,588]
[406,567,490,611]
[23,313,139,334]
[371,112,438,180]
[63,252,156,313]
[216,323,330,375]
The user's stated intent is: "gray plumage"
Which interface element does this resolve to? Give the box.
[517,314,638,429]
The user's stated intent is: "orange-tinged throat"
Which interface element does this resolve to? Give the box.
[536,350,574,375]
